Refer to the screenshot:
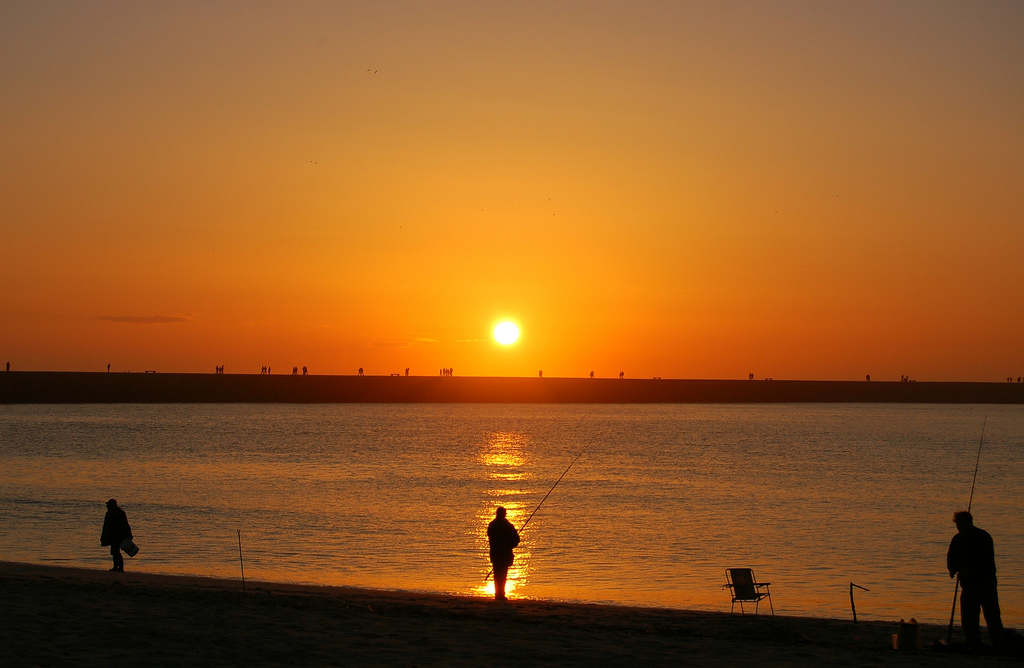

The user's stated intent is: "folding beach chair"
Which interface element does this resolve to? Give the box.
[725,568,774,616]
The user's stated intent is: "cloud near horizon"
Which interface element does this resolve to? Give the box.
[368,340,413,349]
[369,337,439,348]
[97,315,194,324]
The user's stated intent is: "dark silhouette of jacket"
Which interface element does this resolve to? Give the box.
[947,526,997,589]
[487,516,520,568]
[101,506,133,547]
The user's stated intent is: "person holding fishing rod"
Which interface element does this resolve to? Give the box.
[947,510,1003,652]
[483,440,591,601]
[487,507,521,601]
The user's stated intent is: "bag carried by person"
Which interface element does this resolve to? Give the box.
[120,538,140,557]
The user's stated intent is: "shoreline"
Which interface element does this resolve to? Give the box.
[3,371,1024,403]
[0,561,971,666]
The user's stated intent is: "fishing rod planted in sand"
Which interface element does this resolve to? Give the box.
[483,440,592,583]
[237,528,246,594]
[946,417,986,644]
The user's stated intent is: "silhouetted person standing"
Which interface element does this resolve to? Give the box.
[100,499,133,572]
[947,510,1003,651]
[487,507,520,601]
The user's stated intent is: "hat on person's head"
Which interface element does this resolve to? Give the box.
[953,510,973,526]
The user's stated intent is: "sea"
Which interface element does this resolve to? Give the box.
[1,402,1021,624]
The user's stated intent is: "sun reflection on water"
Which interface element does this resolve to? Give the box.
[476,431,533,598]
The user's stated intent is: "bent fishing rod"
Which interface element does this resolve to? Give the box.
[484,440,592,583]
[946,417,986,644]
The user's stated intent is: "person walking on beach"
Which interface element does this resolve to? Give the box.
[487,507,520,601]
[947,510,1003,650]
[100,499,133,572]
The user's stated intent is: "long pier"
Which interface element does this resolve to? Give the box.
[1,371,1023,403]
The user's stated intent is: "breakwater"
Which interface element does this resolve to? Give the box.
[2,371,1022,403]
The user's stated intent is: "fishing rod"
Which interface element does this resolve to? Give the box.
[946,417,986,644]
[484,440,592,583]
[237,528,246,593]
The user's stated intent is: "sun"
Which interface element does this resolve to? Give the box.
[493,321,520,345]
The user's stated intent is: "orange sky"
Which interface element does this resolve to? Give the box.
[2,2,1022,380]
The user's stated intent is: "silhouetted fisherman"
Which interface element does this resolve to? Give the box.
[487,507,520,601]
[100,499,133,572]
[948,510,1003,651]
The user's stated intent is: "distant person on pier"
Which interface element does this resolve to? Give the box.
[5,362,9,372]
[100,499,133,573]
[487,506,520,601]
[107,363,111,372]
[948,510,1003,651]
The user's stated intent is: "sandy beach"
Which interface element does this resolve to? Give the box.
[0,561,991,666]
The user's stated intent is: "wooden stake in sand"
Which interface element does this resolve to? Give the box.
[849,582,868,622]
[946,417,985,644]
[237,529,246,593]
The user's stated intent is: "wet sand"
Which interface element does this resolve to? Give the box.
[0,561,975,666]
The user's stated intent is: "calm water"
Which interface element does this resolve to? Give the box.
[1,403,1021,623]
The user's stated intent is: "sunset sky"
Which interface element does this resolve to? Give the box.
[2,2,1022,380]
